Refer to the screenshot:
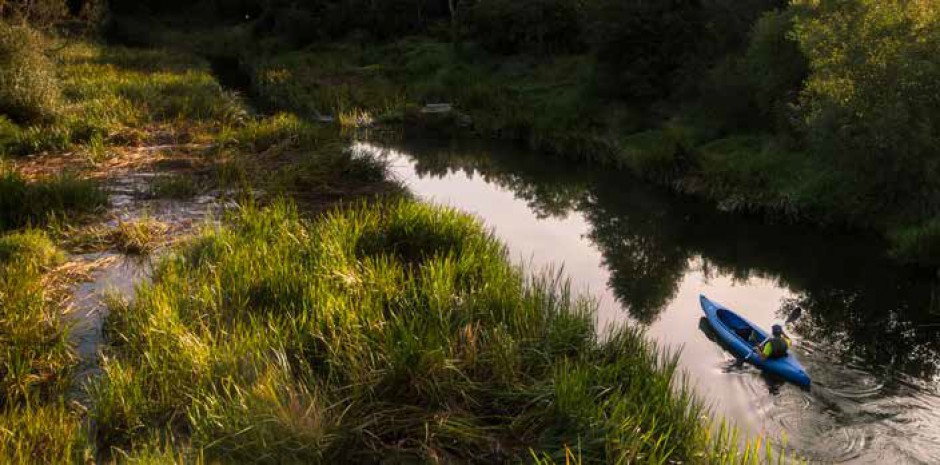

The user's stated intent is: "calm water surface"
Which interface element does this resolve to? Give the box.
[355,137,940,464]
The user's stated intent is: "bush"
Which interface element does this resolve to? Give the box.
[744,9,807,129]
[888,218,940,265]
[697,8,808,133]
[793,0,940,219]
[0,22,61,124]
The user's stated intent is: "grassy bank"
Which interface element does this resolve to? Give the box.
[92,199,781,463]
[0,36,403,463]
[235,40,835,224]
[0,230,89,463]
[244,37,940,265]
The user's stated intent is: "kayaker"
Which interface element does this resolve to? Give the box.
[756,324,791,359]
[735,327,762,344]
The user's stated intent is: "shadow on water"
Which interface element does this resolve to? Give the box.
[363,134,940,463]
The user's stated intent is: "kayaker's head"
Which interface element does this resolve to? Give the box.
[771,324,784,336]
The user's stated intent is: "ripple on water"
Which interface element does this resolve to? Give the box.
[725,347,940,464]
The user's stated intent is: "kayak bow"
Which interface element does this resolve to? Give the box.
[700,295,811,387]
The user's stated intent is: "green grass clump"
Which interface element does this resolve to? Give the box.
[0,251,74,406]
[92,199,782,463]
[0,22,61,124]
[0,229,64,268]
[222,113,323,153]
[0,236,87,463]
[110,219,170,255]
[0,402,89,464]
[2,42,249,156]
[0,167,106,232]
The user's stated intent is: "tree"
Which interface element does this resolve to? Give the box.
[793,0,940,217]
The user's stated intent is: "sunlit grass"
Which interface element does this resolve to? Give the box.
[0,229,64,268]
[0,228,83,465]
[0,402,90,464]
[1,42,247,156]
[91,199,790,463]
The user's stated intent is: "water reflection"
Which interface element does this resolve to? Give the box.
[361,135,940,462]
[378,136,940,379]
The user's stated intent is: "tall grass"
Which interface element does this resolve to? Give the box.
[0,167,106,232]
[92,199,785,463]
[2,42,248,156]
[0,229,87,463]
[0,402,89,464]
[0,22,61,124]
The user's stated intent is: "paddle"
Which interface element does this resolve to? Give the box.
[785,305,802,325]
[736,338,766,366]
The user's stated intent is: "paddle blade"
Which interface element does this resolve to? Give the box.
[785,306,802,324]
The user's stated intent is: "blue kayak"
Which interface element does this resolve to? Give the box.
[700,295,811,387]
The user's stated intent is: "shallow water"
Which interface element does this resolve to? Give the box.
[65,170,234,396]
[357,137,940,464]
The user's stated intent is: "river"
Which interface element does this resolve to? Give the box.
[355,136,940,464]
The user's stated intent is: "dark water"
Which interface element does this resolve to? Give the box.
[355,136,940,464]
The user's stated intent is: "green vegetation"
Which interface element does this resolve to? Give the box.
[7,0,934,462]
[0,229,64,268]
[92,199,782,463]
[148,174,199,199]
[0,167,106,232]
[109,219,171,255]
[0,22,61,124]
[102,0,940,264]
[0,35,246,156]
[0,229,87,463]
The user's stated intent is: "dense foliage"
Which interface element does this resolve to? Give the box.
[793,0,940,221]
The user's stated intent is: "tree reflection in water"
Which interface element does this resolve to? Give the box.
[375,136,940,380]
